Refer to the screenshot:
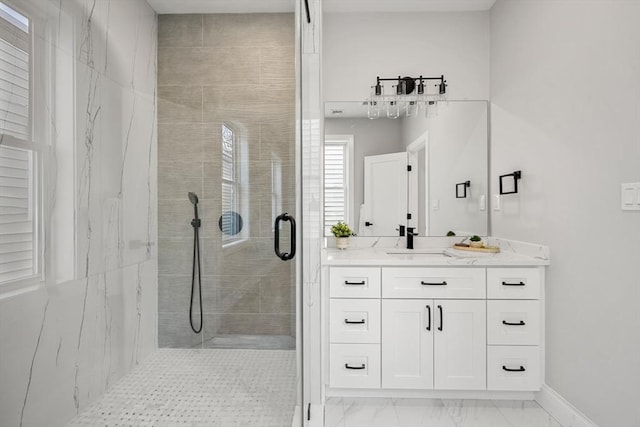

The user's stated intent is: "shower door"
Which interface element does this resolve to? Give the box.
[156,11,300,423]
[209,113,297,350]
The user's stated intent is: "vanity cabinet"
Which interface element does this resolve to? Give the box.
[382,299,486,390]
[327,264,544,395]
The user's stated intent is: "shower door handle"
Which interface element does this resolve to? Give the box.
[274,213,296,261]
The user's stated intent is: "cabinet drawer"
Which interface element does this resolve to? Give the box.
[330,267,381,298]
[487,346,541,391]
[330,299,381,344]
[329,344,381,389]
[382,267,485,299]
[488,300,540,345]
[487,268,541,299]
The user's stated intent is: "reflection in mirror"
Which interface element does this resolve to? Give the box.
[323,100,488,237]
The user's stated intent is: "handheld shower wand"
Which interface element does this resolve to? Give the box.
[188,192,203,334]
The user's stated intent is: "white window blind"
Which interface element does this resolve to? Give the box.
[0,2,30,140]
[0,145,36,283]
[324,142,347,233]
[221,123,239,244]
[0,2,37,286]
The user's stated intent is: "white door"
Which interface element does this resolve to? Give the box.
[381,299,434,389]
[433,300,486,390]
[362,152,407,236]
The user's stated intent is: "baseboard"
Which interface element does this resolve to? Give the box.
[535,384,599,427]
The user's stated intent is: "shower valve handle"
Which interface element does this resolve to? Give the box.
[191,218,201,228]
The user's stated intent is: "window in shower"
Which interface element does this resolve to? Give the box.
[221,123,247,246]
[0,1,41,287]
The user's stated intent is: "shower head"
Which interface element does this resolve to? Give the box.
[188,192,199,205]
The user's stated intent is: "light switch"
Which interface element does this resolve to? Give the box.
[493,194,501,211]
[479,195,486,211]
[621,183,640,211]
[432,199,440,210]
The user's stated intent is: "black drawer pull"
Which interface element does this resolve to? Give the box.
[502,365,526,372]
[344,319,365,324]
[502,281,525,286]
[345,363,366,370]
[421,281,447,286]
[344,280,365,286]
[502,320,526,326]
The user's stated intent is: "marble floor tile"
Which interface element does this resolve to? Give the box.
[442,399,512,427]
[393,399,457,427]
[324,397,346,427]
[492,400,562,427]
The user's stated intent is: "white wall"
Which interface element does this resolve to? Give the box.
[0,1,158,426]
[490,1,640,426]
[323,11,490,102]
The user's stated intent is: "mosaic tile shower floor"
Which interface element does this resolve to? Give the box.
[67,349,297,427]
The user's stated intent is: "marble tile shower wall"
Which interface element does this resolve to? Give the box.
[0,1,157,427]
[157,14,295,348]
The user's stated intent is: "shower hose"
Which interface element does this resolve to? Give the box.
[189,199,203,334]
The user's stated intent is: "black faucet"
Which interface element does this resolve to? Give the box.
[407,227,417,249]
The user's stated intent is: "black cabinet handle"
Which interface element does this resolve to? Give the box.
[345,364,366,370]
[502,320,526,326]
[365,221,373,227]
[344,280,365,286]
[274,213,296,261]
[502,365,526,372]
[426,305,431,331]
[421,281,447,286]
[344,319,365,324]
[502,281,525,286]
[437,305,443,331]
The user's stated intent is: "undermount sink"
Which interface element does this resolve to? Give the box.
[385,248,447,255]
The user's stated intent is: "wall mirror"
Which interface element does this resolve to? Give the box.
[323,100,489,237]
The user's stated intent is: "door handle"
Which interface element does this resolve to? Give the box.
[437,305,443,331]
[365,221,373,227]
[274,213,296,261]
[425,305,431,331]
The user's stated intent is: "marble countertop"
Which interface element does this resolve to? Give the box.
[322,239,550,267]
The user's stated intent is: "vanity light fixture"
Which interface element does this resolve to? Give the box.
[456,181,471,198]
[367,75,448,119]
[499,170,522,195]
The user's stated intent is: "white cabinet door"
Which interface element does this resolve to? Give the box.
[381,299,434,389]
[433,300,486,390]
